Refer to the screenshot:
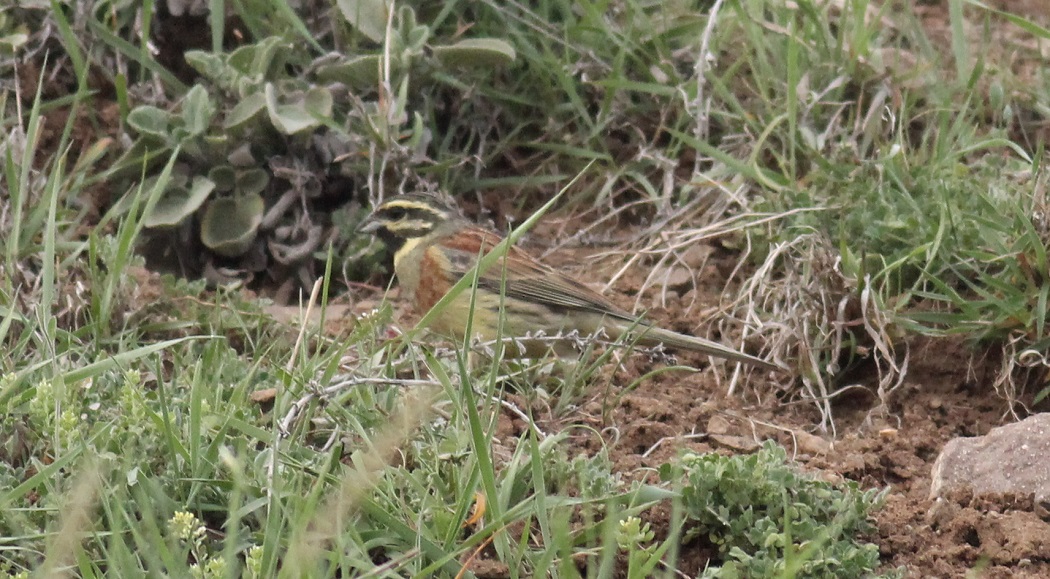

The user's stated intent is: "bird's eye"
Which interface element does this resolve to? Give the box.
[386,208,407,220]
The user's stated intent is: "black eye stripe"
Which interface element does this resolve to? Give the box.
[379,203,446,224]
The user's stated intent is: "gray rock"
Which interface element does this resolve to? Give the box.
[930,413,1050,503]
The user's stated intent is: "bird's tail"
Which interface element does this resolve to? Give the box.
[634,325,779,371]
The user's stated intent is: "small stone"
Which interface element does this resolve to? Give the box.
[709,434,759,452]
[819,471,845,485]
[796,431,831,455]
[681,244,714,268]
[663,267,695,293]
[249,388,277,403]
[706,415,731,435]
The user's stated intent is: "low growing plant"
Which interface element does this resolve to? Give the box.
[664,441,896,578]
[113,3,514,287]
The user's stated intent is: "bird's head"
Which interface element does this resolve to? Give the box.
[359,194,460,252]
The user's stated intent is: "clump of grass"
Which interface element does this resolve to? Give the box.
[632,0,1050,421]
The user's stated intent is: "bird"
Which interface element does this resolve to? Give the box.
[359,193,777,370]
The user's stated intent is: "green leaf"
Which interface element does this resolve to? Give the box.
[313,54,382,87]
[404,24,429,53]
[303,87,334,118]
[184,50,227,81]
[264,83,320,134]
[225,92,267,130]
[208,165,237,191]
[396,6,428,52]
[200,194,265,257]
[336,0,392,43]
[181,84,215,136]
[269,102,316,135]
[143,177,216,228]
[229,36,287,77]
[431,38,516,68]
[127,106,172,139]
[227,43,260,76]
[235,169,270,196]
[1035,385,1050,405]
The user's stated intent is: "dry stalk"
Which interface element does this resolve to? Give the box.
[734,231,906,434]
[39,458,101,579]
[282,385,440,572]
[1000,332,1046,420]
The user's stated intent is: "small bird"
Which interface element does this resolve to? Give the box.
[359,194,777,370]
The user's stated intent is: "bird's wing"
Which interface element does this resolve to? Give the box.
[438,226,637,320]
[436,225,780,370]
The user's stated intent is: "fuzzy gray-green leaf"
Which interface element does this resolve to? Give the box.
[225,92,267,130]
[200,194,265,257]
[303,87,334,119]
[235,169,270,196]
[336,0,392,43]
[431,38,516,68]
[313,54,381,87]
[264,83,319,134]
[208,165,237,192]
[184,50,227,81]
[181,85,215,136]
[127,106,173,139]
[143,177,216,228]
[229,36,287,77]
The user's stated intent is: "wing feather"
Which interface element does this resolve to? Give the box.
[438,227,636,321]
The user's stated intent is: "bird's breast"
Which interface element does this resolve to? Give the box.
[414,245,454,313]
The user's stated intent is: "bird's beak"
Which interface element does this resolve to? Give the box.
[357,215,381,234]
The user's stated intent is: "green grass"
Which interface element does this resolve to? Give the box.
[1,0,1048,576]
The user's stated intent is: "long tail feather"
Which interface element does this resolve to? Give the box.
[636,325,780,370]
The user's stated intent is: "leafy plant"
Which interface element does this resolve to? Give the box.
[664,442,894,578]
[116,3,514,286]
